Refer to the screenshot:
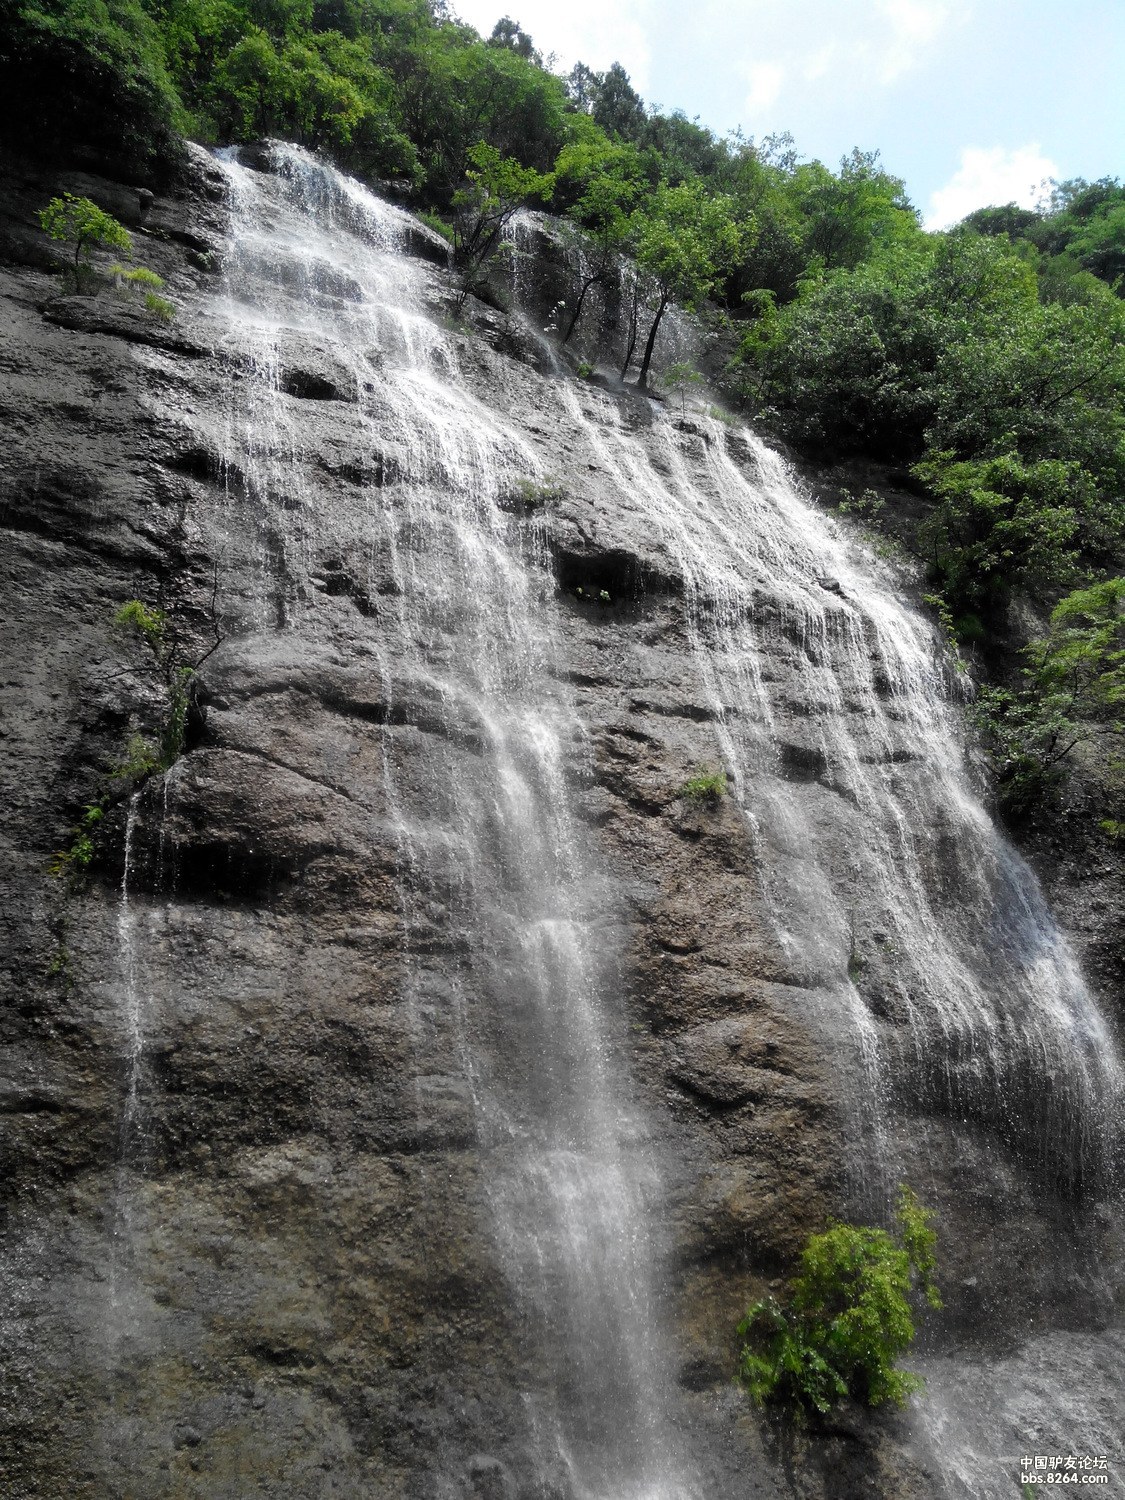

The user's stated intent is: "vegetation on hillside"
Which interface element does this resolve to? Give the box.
[2,0,1122,821]
[737,1186,941,1418]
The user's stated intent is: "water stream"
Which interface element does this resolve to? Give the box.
[211,144,691,1499]
[195,143,1122,1496]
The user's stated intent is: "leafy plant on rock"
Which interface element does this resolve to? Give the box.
[114,598,198,770]
[40,192,133,288]
[49,801,105,883]
[680,769,726,804]
[737,1185,941,1418]
[973,576,1125,816]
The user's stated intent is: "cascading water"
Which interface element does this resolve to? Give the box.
[553,387,1124,1199]
[208,145,693,1499]
[91,140,1120,1499]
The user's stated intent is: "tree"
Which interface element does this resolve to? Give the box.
[0,0,183,179]
[915,451,1093,622]
[738,1186,941,1418]
[591,60,645,142]
[793,148,920,272]
[564,59,598,112]
[627,181,744,387]
[975,578,1125,814]
[552,133,643,340]
[487,14,537,61]
[39,193,133,280]
[662,360,702,414]
[450,139,552,308]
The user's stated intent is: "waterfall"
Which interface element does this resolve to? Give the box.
[210,145,693,1499]
[184,143,1123,1497]
[553,388,1124,1199]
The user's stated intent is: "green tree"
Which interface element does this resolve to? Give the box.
[450,140,552,308]
[914,451,1089,621]
[628,180,744,388]
[39,192,133,281]
[975,578,1125,814]
[0,0,183,177]
[662,359,702,414]
[738,1185,941,1418]
[552,130,643,341]
[792,149,920,273]
[591,60,645,142]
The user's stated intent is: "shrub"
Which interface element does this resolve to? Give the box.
[39,192,132,285]
[681,769,726,803]
[109,262,176,318]
[115,597,166,644]
[114,598,191,768]
[737,1185,940,1418]
[417,209,454,244]
[972,576,1125,816]
[49,801,104,879]
[512,475,565,509]
[143,291,175,320]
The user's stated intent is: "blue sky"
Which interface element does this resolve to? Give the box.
[450,0,1124,227]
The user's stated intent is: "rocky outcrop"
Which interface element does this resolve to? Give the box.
[1,142,1121,1500]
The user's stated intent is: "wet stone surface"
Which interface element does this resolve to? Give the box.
[0,142,1122,1500]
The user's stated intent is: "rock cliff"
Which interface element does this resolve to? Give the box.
[1,142,1121,1500]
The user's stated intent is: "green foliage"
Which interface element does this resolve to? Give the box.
[680,769,726,803]
[115,597,166,645]
[144,290,175,319]
[111,732,162,780]
[973,578,1125,815]
[49,802,105,880]
[207,24,417,178]
[628,180,744,386]
[738,1186,940,1418]
[0,0,183,177]
[107,261,176,317]
[115,598,194,769]
[39,193,133,281]
[914,451,1087,621]
[162,665,193,766]
[111,262,163,287]
[416,208,453,243]
[661,359,702,413]
[790,149,920,272]
[450,140,552,307]
[511,475,564,509]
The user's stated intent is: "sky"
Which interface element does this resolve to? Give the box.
[449,0,1124,228]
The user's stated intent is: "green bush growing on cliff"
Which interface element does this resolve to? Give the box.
[737,1185,941,1418]
[115,598,193,768]
[109,262,176,318]
[972,577,1125,816]
[680,769,726,804]
[40,192,133,286]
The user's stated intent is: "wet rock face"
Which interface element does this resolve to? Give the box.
[1,141,1122,1500]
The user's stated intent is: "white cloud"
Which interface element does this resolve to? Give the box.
[449,0,653,90]
[801,45,835,83]
[926,144,1058,229]
[744,62,786,116]
[877,0,953,83]
[717,0,967,129]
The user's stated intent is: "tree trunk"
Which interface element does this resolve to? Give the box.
[636,293,669,390]
[563,270,602,343]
